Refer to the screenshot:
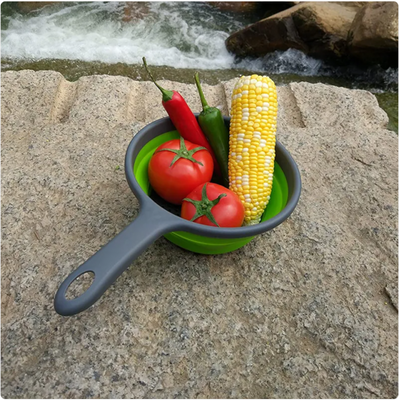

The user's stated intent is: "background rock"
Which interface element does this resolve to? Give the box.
[208,1,293,18]
[122,2,151,23]
[225,1,398,66]
[226,2,359,61]
[291,2,356,60]
[225,3,309,57]
[348,2,398,67]
[207,2,261,13]
[15,2,56,13]
[1,70,398,399]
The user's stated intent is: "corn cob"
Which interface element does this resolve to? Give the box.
[228,74,278,226]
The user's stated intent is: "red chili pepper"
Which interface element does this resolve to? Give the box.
[142,57,221,176]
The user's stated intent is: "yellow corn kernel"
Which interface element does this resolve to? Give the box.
[228,75,278,226]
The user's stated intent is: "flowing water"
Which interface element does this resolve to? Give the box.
[1,1,398,130]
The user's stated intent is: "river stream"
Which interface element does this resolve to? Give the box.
[1,1,398,131]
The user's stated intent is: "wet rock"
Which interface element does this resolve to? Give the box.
[207,2,261,14]
[209,1,293,18]
[225,7,307,57]
[348,2,398,67]
[226,1,397,66]
[290,2,357,61]
[226,2,359,62]
[15,2,56,13]
[122,2,151,23]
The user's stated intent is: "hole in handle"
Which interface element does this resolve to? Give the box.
[65,271,95,300]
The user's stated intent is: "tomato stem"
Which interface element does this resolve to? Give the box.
[156,136,207,167]
[183,183,226,227]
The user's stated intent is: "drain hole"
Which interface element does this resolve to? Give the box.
[66,272,95,300]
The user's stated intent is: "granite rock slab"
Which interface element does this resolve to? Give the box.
[1,70,398,398]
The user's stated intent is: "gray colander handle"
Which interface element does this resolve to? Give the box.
[54,203,183,316]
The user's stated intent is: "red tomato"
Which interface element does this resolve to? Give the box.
[181,182,245,228]
[148,137,213,205]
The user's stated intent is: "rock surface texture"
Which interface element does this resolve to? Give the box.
[1,70,398,399]
[348,1,399,66]
[226,2,357,60]
[207,1,261,13]
[225,1,398,66]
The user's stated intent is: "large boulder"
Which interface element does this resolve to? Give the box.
[226,2,361,62]
[348,2,398,66]
[290,2,358,60]
[1,70,397,399]
[225,1,397,66]
[225,5,308,57]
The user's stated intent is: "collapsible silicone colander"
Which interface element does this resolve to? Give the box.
[54,117,301,316]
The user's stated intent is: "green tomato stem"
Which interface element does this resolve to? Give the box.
[183,183,226,227]
[156,136,207,167]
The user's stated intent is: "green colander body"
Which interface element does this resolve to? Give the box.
[134,130,289,254]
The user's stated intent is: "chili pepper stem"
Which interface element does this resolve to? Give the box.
[194,73,210,111]
[142,57,174,102]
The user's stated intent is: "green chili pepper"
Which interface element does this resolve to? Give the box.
[194,72,230,188]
